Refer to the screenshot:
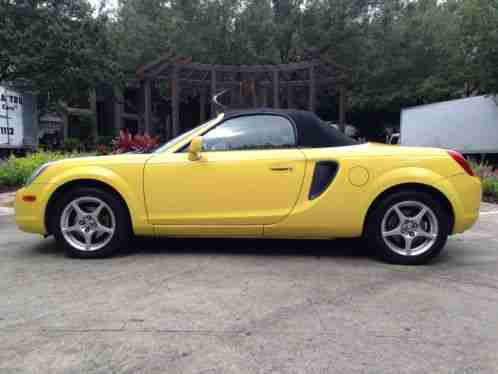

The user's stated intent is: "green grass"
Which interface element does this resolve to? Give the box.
[0,151,87,188]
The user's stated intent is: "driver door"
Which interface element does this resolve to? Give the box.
[144,114,306,226]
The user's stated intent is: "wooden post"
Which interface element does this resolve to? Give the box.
[32,98,39,148]
[89,89,98,143]
[199,87,206,123]
[165,115,171,140]
[171,66,180,136]
[286,85,294,109]
[262,86,268,107]
[210,68,217,117]
[338,85,346,133]
[238,80,243,107]
[61,110,69,141]
[308,66,316,112]
[143,80,152,134]
[251,76,257,107]
[114,87,123,135]
[273,70,280,108]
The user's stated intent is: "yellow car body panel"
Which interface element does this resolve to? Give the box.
[144,148,306,225]
[263,145,480,238]
[16,154,153,236]
[15,123,481,241]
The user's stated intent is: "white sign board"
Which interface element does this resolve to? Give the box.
[0,86,24,147]
[400,95,498,154]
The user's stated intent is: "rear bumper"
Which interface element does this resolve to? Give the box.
[438,174,481,234]
[15,184,49,235]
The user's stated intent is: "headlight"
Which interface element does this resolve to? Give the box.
[25,163,51,186]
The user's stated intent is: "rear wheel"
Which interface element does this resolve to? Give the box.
[365,190,451,265]
[51,187,131,258]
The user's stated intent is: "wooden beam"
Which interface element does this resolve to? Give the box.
[308,66,316,112]
[210,69,217,117]
[262,86,268,107]
[65,107,94,116]
[136,50,175,77]
[159,77,335,87]
[287,85,294,109]
[165,115,171,140]
[89,89,98,142]
[171,67,180,136]
[251,77,257,107]
[273,70,280,108]
[121,112,139,120]
[143,59,323,76]
[114,87,123,135]
[62,111,69,141]
[338,85,346,133]
[143,80,153,134]
[199,87,206,123]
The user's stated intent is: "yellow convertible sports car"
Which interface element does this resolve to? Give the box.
[15,110,481,264]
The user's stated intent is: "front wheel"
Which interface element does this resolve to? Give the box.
[51,187,131,258]
[365,190,451,265]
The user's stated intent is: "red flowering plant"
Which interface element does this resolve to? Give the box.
[111,130,160,154]
[96,144,110,155]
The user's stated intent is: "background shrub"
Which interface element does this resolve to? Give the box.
[97,136,114,148]
[0,152,79,188]
[63,138,83,153]
[470,160,498,201]
[482,178,498,198]
[469,160,495,179]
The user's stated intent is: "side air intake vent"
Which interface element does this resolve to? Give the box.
[309,161,339,200]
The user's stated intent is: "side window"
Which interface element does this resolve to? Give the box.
[201,115,296,152]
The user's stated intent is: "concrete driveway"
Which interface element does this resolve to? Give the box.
[1,204,498,373]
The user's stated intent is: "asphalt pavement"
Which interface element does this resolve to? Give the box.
[1,204,498,373]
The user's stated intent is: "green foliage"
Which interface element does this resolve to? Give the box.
[469,159,495,179]
[469,160,498,200]
[97,136,114,147]
[0,152,67,187]
[0,0,121,104]
[3,0,498,134]
[482,178,498,198]
[63,138,83,153]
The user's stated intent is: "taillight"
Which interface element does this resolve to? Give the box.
[448,150,474,176]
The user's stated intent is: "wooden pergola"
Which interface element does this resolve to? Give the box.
[133,52,348,139]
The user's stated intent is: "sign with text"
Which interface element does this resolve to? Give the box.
[0,86,24,147]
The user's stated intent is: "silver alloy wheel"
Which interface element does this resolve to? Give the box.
[60,196,116,252]
[380,200,439,257]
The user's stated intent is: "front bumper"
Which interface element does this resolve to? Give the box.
[15,184,50,235]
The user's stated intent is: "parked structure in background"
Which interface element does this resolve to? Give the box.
[38,113,64,149]
[2,53,349,151]
[133,52,348,141]
[57,52,350,146]
[0,84,38,156]
[388,95,498,161]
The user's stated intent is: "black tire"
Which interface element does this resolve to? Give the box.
[50,187,132,258]
[364,190,451,265]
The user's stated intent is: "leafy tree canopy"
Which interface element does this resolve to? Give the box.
[2,0,498,134]
[0,0,119,103]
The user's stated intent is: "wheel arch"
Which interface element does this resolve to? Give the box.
[45,179,133,235]
[362,183,455,235]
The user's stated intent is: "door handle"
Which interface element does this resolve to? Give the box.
[270,166,293,172]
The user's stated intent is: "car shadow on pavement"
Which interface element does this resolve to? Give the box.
[125,236,372,259]
[30,236,372,260]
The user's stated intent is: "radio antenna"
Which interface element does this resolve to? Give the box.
[211,89,229,112]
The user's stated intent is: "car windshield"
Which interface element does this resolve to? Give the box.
[153,115,222,153]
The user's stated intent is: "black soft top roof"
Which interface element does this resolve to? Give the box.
[222,108,357,148]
